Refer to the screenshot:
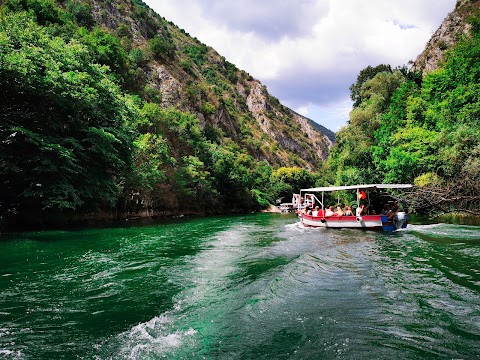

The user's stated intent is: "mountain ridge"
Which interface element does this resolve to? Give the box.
[0,0,336,229]
[87,0,334,167]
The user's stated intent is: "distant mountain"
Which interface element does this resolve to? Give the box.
[288,109,336,143]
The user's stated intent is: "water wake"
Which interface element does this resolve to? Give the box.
[2,214,479,359]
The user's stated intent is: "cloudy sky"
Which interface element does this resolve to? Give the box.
[143,0,456,131]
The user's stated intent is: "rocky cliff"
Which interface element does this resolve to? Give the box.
[88,0,333,169]
[412,0,480,75]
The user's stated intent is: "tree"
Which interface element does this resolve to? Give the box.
[349,64,392,107]
[330,70,406,186]
[269,167,315,202]
[0,10,133,224]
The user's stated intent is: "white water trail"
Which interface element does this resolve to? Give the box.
[99,224,256,359]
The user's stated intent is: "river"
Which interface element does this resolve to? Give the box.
[0,214,479,359]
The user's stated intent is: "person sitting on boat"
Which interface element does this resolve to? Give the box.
[325,206,335,217]
[382,204,393,217]
[388,201,400,220]
[364,205,375,215]
[336,205,344,216]
[312,206,320,217]
[343,206,353,216]
[356,204,364,216]
[390,201,406,228]
[393,202,405,215]
[357,190,367,200]
[392,201,399,211]
[306,207,313,215]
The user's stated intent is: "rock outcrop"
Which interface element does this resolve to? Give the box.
[86,0,334,169]
[412,0,480,75]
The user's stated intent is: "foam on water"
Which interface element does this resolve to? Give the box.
[105,219,386,358]
[409,222,480,240]
[0,349,24,359]
[101,315,197,359]
[98,224,258,358]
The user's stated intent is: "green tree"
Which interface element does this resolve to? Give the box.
[148,35,175,59]
[0,10,133,222]
[349,64,392,107]
[382,126,438,183]
[269,167,315,202]
[330,70,406,185]
[65,0,93,28]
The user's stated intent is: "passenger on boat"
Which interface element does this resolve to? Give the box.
[392,201,399,211]
[380,202,401,220]
[393,201,404,218]
[382,204,393,216]
[325,206,335,217]
[363,205,375,215]
[389,201,400,220]
[336,205,344,216]
[355,204,364,216]
[344,206,353,216]
[357,190,367,200]
[312,206,320,217]
[306,207,312,215]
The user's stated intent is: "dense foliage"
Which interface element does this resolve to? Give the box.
[1,0,478,228]
[0,0,327,228]
[329,15,480,215]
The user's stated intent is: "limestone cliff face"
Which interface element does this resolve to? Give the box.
[245,81,273,137]
[87,0,334,169]
[243,79,333,168]
[412,0,480,75]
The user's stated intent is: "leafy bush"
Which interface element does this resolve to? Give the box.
[65,0,93,28]
[184,44,207,66]
[4,0,66,25]
[148,35,175,59]
[201,101,216,115]
[128,48,145,65]
[117,23,131,38]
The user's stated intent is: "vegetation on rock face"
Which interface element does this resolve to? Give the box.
[0,0,478,228]
[0,0,331,229]
[328,12,480,216]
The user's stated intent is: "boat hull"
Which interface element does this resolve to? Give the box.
[301,213,408,231]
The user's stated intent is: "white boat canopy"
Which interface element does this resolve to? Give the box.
[301,184,412,192]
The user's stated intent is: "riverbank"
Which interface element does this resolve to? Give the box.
[0,204,285,232]
[2,205,479,233]
[431,212,480,226]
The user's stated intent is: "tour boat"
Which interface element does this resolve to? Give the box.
[279,194,301,212]
[298,184,412,231]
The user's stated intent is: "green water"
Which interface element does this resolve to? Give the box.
[1,214,479,359]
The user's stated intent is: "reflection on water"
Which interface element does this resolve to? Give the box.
[0,214,479,359]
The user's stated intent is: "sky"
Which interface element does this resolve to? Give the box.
[143,0,457,131]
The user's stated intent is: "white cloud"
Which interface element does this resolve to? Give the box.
[144,0,457,130]
[296,105,310,117]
